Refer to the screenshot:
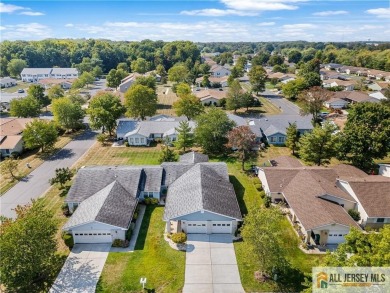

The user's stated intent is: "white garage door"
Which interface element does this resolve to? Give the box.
[73,231,112,243]
[327,233,346,244]
[185,221,207,234]
[211,221,232,234]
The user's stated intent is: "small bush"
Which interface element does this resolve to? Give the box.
[112,239,128,247]
[348,209,361,221]
[124,141,129,147]
[61,203,71,216]
[144,197,159,205]
[255,184,263,191]
[264,196,272,208]
[10,152,20,159]
[171,232,187,244]
[259,190,266,198]
[63,233,74,249]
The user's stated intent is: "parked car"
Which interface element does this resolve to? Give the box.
[17,89,25,93]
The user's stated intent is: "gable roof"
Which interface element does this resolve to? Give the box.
[125,121,195,138]
[180,151,209,164]
[269,156,303,168]
[346,177,390,217]
[164,164,242,221]
[141,166,163,192]
[194,89,227,101]
[0,118,35,136]
[63,181,138,230]
[65,166,143,203]
[116,119,139,135]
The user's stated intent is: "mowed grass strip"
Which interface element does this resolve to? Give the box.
[97,206,185,293]
[156,84,179,116]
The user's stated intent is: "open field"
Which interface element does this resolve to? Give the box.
[156,84,179,116]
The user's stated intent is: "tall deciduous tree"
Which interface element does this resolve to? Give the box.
[27,84,50,109]
[0,201,59,292]
[133,75,156,91]
[124,84,157,120]
[175,82,191,98]
[195,108,235,154]
[0,157,19,181]
[298,122,339,166]
[10,96,41,118]
[52,97,85,131]
[248,65,267,95]
[49,167,73,190]
[285,122,300,155]
[337,103,390,170]
[88,92,125,136]
[174,121,194,152]
[106,68,128,88]
[168,64,189,84]
[226,126,258,170]
[22,119,58,152]
[47,84,64,100]
[281,78,307,100]
[298,86,331,124]
[79,71,94,88]
[226,80,244,113]
[7,58,27,77]
[173,94,204,120]
[131,57,151,74]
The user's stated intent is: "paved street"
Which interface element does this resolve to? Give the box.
[0,129,96,219]
[49,244,110,293]
[183,234,245,293]
[261,90,301,115]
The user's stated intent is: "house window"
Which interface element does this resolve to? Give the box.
[329,234,333,236]
[202,224,206,226]
[377,218,385,223]
[270,137,276,143]
[135,138,139,143]
[227,224,230,226]
[338,234,342,237]
[129,138,134,144]
[140,138,145,144]
[213,224,216,226]
[278,137,285,143]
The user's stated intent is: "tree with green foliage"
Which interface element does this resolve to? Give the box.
[175,82,191,98]
[49,167,73,190]
[298,86,331,124]
[241,206,290,278]
[0,201,59,293]
[195,108,235,154]
[158,141,177,163]
[381,85,390,107]
[287,50,302,63]
[96,133,109,146]
[92,66,103,78]
[10,96,41,118]
[241,92,255,111]
[117,62,129,72]
[7,58,27,77]
[67,93,86,105]
[201,75,211,88]
[298,122,339,166]
[79,71,95,88]
[52,97,85,131]
[268,55,284,66]
[131,57,151,74]
[88,92,125,136]
[337,103,390,170]
[347,209,361,221]
[0,157,19,181]
[156,64,167,83]
[281,78,307,100]
[198,63,211,75]
[22,120,58,152]
[168,64,189,84]
[71,78,86,90]
[285,122,300,155]
[124,84,157,120]
[0,56,8,77]
[226,80,244,113]
[133,75,156,91]
[173,94,204,120]
[106,68,128,88]
[27,84,50,109]
[226,126,258,170]
[174,121,194,152]
[324,226,390,267]
[47,85,64,100]
[248,65,267,95]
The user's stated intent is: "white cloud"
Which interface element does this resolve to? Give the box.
[65,23,74,27]
[366,8,390,18]
[20,11,44,16]
[181,9,257,16]
[0,3,24,13]
[257,22,276,26]
[359,25,383,30]
[220,0,305,11]
[1,23,51,39]
[313,10,348,16]
[282,23,317,29]
[0,25,5,30]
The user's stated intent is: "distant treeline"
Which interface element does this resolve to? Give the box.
[0,39,200,76]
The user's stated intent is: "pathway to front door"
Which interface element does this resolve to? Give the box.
[183,234,245,293]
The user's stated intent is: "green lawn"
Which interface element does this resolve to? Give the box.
[0,81,30,93]
[97,206,185,293]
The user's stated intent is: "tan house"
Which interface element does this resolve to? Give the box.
[0,118,35,157]
[193,88,227,106]
[38,78,75,89]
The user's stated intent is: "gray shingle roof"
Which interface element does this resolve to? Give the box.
[65,166,143,203]
[116,119,139,136]
[141,166,163,192]
[179,151,209,164]
[164,164,242,221]
[63,181,137,229]
[252,115,314,137]
[125,121,195,138]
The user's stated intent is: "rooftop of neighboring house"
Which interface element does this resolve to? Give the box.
[21,68,78,75]
[179,151,209,164]
[210,64,230,73]
[0,118,35,136]
[269,155,303,168]
[332,91,378,103]
[325,79,356,86]
[195,75,229,84]
[0,135,23,150]
[38,78,76,85]
[193,88,228,101]
[0,77,17,83]
[125,120,195,138]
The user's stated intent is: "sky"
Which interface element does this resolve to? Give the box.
[0,0,390,42]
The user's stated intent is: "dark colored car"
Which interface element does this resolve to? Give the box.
[17,89,25,93]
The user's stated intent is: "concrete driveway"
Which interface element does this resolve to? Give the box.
[183,234,245,293]
[49,244,110,293]
[0,129,96,218]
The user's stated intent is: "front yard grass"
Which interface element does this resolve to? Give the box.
[97,206,185,293]
[156,83,179,116]
[0,81,31,93]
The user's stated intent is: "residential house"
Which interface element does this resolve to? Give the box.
[324,63,343,71]
[120,119,195,146]
[20,68,78,82]
[209,64,231,78]
[0,118,34,157]
[193,88,227,106]
[63,152,242,243]
[322,79,356,91]
[368,81,389,91]
[258,159,366,245]
[268,72,296,84]
[378,164,390,177]
[38,78,75,89]
[195,75,229,88]
[0,77,17,88]
[367,69,390,81]
[118,71,161,93]
[369,91,387,101]
[337,66,360,75]
[336,91,379,105]
[320,70,347,81]
[324,97,349,109]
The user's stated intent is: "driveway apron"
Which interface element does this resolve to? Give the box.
[183,234,245,293]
